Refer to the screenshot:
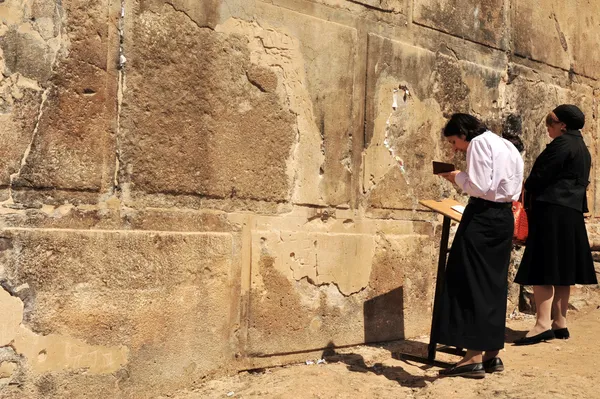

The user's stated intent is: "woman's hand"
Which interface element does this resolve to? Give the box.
[440,170,461,184]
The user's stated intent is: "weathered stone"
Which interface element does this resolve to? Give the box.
[0,228,239,394]
[248,230,434,354]
[0,0,598,397]
[2,229,233,292]
[252,231,374,296]
[513,0,600,79]
[503,65,595,177]
[0,84,41,195]
[120,5,295,205]
[0,361,17,379]
[12,325,128,374]
[0,286,23,346]
[414,0,507,49]
[11,0,118,205]
[363,34,503,211]
[369,234,435,340]
[136,3,358,207]
[1,27,54,82]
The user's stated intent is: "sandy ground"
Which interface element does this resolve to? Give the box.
[171,305,600,399]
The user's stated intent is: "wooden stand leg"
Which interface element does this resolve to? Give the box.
[427,216,451,362]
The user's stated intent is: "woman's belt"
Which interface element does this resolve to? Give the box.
[468,197,512,209]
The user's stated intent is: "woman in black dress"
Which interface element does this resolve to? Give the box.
[514,104,598,345]
[437,114,524,378]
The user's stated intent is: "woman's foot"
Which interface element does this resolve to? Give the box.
[513,329,555,346]
[439,362,485,379]
[553,327,570,339]
[524,322,552,338]
[482,357,504,373]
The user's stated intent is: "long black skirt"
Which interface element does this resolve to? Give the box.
[435,200,514,351]
[515,201,598,286]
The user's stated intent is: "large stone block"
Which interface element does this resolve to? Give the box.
[0,2,65,202]
[121,2,358,208]
[413,0,507,49]
[363,34,504,211]
[0,229,238,394]
[120,4,295,205]
[2,230,232,291]
[10,0,118,204]
[513,0,600,79]
[247,230,435,354]
[503,66,595,171]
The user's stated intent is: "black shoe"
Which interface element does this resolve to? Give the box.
[513,329,555,346]
[482,357,504,373]
[439,362,485,379]
[553,328,570,339]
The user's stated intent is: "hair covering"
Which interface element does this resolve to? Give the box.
[553,104,585,130]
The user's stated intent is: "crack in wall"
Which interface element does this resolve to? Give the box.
[552,12,568,52]
[6,87,50,204]
[164,2,215,31]
[297,276,367,297]
[114,0,126,199]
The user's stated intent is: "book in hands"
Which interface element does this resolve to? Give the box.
[432,161,456,175]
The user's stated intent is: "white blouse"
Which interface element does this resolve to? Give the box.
[454,131,524,202]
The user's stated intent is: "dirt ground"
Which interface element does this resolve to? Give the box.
[171,305,600,399]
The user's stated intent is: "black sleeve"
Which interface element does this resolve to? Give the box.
[524,137,570,194]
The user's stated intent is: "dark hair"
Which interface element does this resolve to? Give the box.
[443,113,488,141]
[545,112,560,126]
[502,113,525,152]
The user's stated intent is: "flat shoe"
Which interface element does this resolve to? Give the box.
[553,328,570,339]
[482,357,504,373]
[513,329,555,346]
[439,362,485,379]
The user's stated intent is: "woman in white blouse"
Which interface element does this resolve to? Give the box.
[436,113,524,378]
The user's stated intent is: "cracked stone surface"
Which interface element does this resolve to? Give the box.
[414,0,508,49]
[0,0,598,398]
[513,0,600,79]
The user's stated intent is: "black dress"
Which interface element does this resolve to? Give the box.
[515,130,598,286]
[436,198,514,351]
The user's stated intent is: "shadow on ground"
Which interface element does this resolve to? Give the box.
[505,327,528,343]
[322,341,440,388]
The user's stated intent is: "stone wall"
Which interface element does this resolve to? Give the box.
[0,0,598,397]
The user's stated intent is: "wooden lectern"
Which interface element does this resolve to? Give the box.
[398,198,464,365]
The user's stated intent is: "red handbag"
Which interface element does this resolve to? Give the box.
[512,188,528,244]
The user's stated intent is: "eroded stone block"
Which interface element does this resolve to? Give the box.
[0,228,239,392]
[414,0,507,49]
[2,230,233,291]
[248,230,434,354]
[10,0,117,204]
[363,34,504,211]
[120,5,296,204]
[122,3,358,208]
[513,0,600,79]
[13,325,128,374]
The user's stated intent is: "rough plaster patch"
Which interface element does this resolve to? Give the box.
[0,285,127,375]
[253,231,374,295]
[0,361,17,379]
[12,325,128,374]
[0,287,23,346]
[216,19,325,205]
[364,80,446,199]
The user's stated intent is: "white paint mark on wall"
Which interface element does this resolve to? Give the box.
[382,86,411,185]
